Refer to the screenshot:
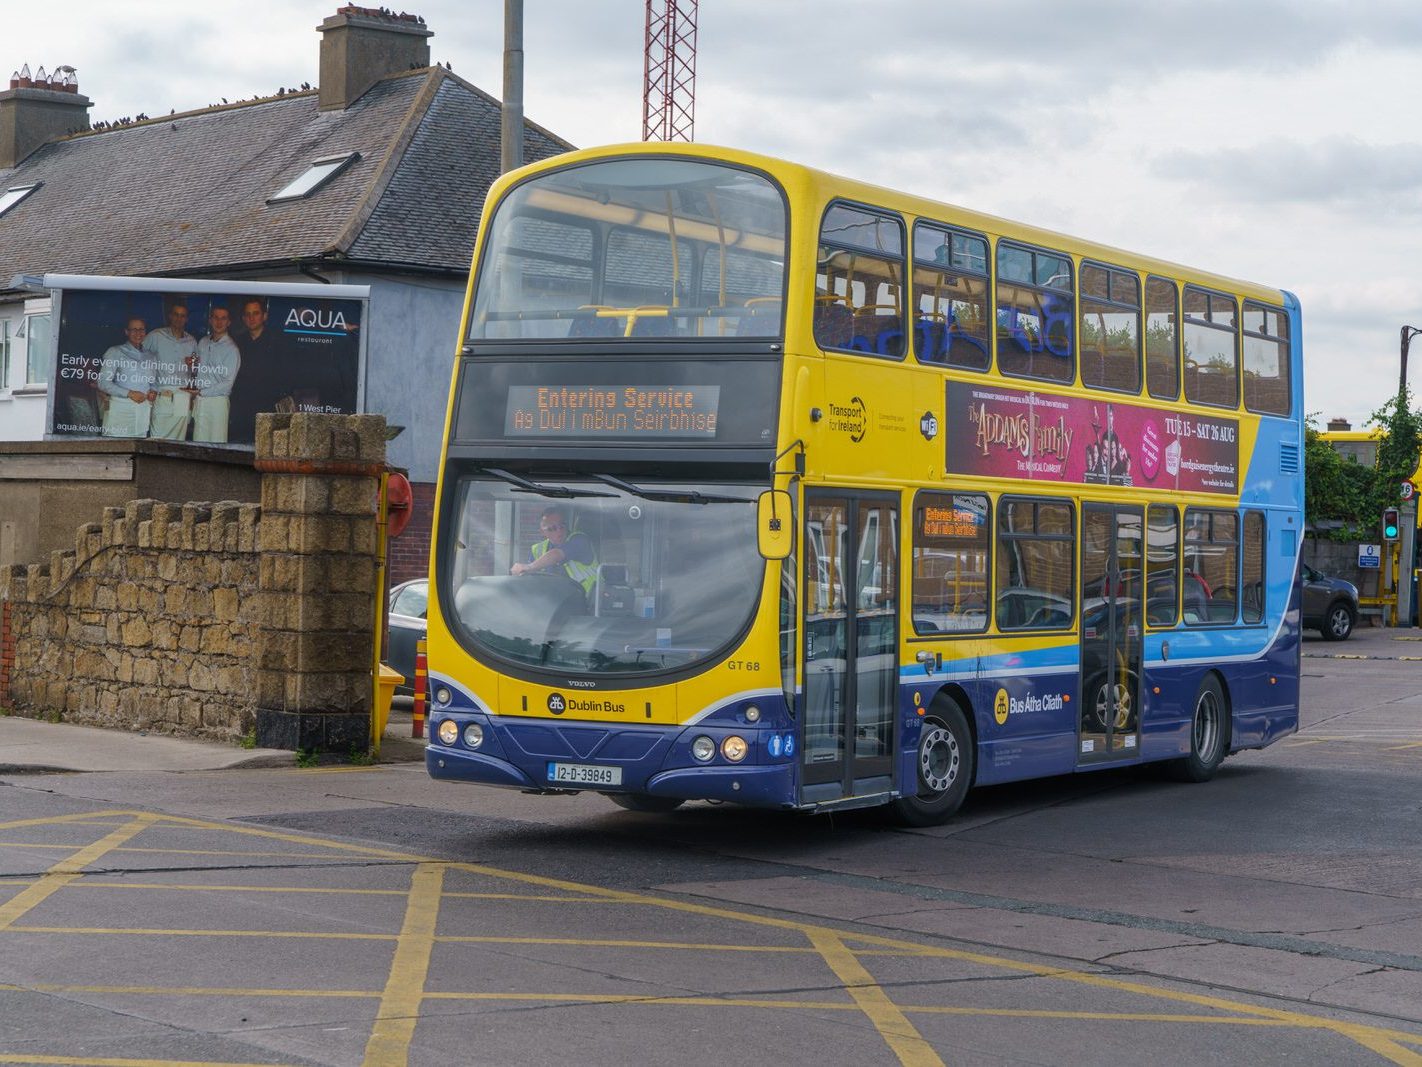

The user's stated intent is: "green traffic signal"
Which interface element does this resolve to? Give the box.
[1383,507,1401,541]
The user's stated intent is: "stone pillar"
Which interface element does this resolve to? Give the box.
[0,598,14,711]
[254,412,387,751]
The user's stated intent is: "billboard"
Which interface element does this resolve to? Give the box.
[945,380,1239,495]
[44,276,369,447]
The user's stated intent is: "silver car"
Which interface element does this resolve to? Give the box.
[386,579,428,696]
[1301,563,1359,641]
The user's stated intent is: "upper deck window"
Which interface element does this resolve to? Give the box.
[1079,263,1141,394]
[996,242,1074,384]
[1242,302,1291,416]
[814,204,906,358]
[469,159,787,342]
[912,224,990,370]
[1182,287,1239,409]
[1145,276,1180,400]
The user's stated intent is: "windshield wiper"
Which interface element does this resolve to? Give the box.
[481,468,616,499]
[590,473,749,505]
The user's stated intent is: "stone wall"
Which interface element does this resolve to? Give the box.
[0,413,387,750]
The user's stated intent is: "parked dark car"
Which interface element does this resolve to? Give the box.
[386,579,428,697]
[1301,563,1359,641]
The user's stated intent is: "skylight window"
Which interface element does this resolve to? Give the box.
[0,182,42,219]
[267,152,360,203]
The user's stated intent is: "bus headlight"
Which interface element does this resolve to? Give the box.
[721,735,748,762]
[434,687,452,707]
[744,705,761,723]
[691,736,716,762]
[437,720,459,746]
[463,723,484,749]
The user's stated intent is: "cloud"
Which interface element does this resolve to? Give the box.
[1152,137,1422,214]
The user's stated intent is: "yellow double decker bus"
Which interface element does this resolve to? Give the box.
[424,143,1303,824]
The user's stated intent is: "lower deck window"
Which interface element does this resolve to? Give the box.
[996,499,1074,630]
[1183,509,1238,624]
[913,493,990,634]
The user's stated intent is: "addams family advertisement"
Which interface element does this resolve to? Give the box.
[46,281,366,446]
[944,380,1239,494]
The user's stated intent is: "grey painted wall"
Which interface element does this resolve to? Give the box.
[357,273,467,484]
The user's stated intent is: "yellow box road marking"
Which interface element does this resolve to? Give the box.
[0,1057,289,1066]
[9,810,1422,1064]
[806,928,944,1067]
[362,863,444,1067]
[9,982,1412,1036]
[0,814,156,931]
[12,926,393,941]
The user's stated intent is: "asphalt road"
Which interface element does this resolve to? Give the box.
[2,627,1421,1066]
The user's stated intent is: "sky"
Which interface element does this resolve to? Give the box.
[9,0,1422,428]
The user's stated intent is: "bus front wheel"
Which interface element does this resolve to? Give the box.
[606,792,685,813]
[891,703,973,827]
[1167,675,1228,783]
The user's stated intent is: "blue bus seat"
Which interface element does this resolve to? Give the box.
[813,300,854,349]
[630,310,674,337]
[1040,294,1073,357]
[915,317,946,362]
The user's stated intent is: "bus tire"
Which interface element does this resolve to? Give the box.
[890,703,973,827]
[606,792,685,813]
[1167,675,1227,783]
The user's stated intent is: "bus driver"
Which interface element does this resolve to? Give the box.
[510,505,598,593]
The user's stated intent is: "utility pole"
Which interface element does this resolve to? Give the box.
[501,0,524,174]
[1397,325,1420,626]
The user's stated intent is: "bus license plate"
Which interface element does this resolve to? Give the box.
[547,762,622,786]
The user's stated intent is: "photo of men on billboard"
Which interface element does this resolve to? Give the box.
[49,285,364,446]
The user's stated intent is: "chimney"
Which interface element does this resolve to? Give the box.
[1327,417,1352,433]
[0,65,91,168]
[317,7,433,112]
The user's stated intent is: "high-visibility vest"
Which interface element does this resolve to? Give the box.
[532,537,597,593]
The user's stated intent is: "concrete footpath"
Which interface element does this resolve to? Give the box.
[1,627,1416,774]
[0,702,427,774]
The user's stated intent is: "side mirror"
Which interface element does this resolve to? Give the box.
[756,489,793,560]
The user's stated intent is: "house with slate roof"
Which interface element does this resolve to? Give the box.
[0,6,572,578]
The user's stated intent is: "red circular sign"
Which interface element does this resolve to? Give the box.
[385,473,414,538]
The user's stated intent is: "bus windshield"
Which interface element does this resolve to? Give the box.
[469,158,788,342]
[445,477,765,676]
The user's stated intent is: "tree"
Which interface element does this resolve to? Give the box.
[1367,390,1422,520]
[1304,416,1374,539]
[1304,390,1422,541]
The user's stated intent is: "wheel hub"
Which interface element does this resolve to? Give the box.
[1095,681,1132,730]
[919,725,959,793]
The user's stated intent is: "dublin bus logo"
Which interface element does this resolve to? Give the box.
[547,693,566,715]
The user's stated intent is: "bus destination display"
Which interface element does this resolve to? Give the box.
[504,385,721,439]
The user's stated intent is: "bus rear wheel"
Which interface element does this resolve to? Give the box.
[606,792,685,813]
[890,703,973,827]
[1167,675,1227,783]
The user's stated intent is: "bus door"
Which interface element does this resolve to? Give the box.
[801,492,898,805]
[1079,504,1144,763]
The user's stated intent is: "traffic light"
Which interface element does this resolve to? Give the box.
[1383,507,1401,542]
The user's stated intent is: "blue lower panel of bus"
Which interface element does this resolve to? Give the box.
[426,740,795,806]
[912,619,1299,789]
[424,689,800,808]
